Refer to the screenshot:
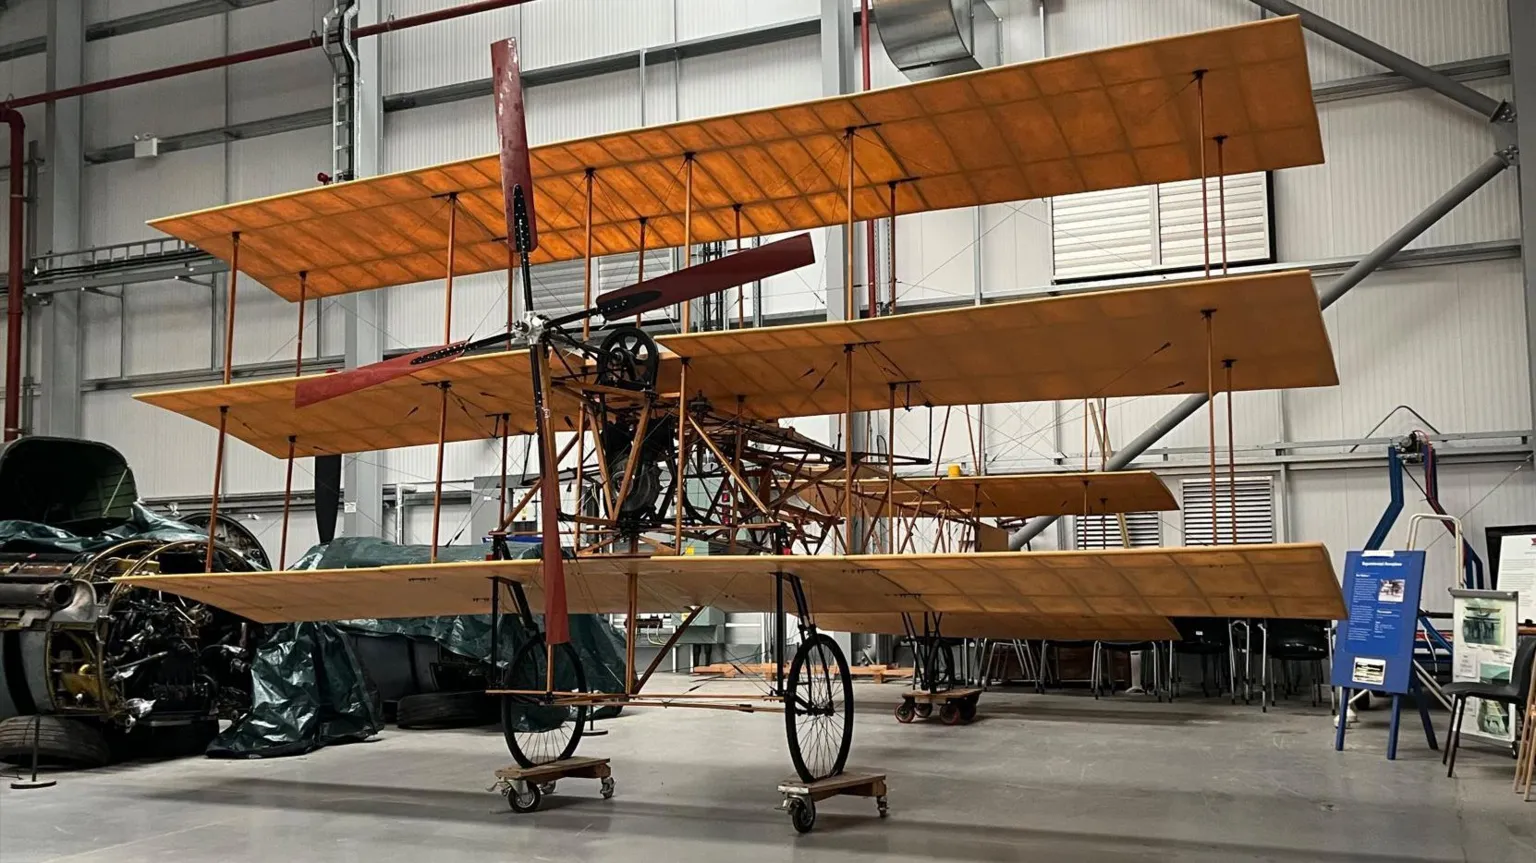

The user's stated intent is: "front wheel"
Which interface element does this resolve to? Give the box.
[784,633,854,782]
[501,637,588,768]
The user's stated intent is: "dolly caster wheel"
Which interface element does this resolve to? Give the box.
[600,776,616,799]
[506,782,541,813]
[940,702,963,725]
[894,702,916,723]
[914,703,933,718]
[877,795,889,818]
[538,781,556,795]
[788,797,816,834]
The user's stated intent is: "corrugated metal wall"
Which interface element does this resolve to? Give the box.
[27,0,1530,572]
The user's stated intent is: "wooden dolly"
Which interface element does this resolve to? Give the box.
[778,771,888,833]
[894,687,982,725]
[493,756,614,813]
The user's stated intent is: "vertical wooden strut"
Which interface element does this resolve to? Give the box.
[1225,360,1237,545]
[222,232,240,384]
[279,435,296,568]
[430,382,450,561]
[1216,135,1229,275]
[294,272,308,375]
[843,344,856,553]
[1204,309,1217,543]
[204,405,229,572]
[492,415,507,532]
[674,358,690,551]
[443,193,458,342]
[582,168,594,339]
[886,383,896,554]
[887,181,898,316]
[1195,69,1210,279]
[682,154,694,333]
[635,217,647,325]
[729,395,745,553]
[734,204,744,329]
[625,572,638,694]
[844,128,856,321]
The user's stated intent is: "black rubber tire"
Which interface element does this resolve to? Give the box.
[507,782,542,813]
[501,638,588,768]
[396,690,496,729]
[894,702,916,724]
[789,798,816,834]
[784,633,854,782]
[0,715,112,769]
[914,702,933,718]
[939,702,963,726]
[958,698,978,723]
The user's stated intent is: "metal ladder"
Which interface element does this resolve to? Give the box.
[322,1,359,183]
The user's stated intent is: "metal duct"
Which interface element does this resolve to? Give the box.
[873,0,1000,80]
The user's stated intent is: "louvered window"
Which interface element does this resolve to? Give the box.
[526,249,675,320]
[1075,511,1162,549]
[1051,172,1271,280]
[1181,476,1275,546]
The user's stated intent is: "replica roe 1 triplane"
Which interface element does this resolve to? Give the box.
[118,16,1347,784]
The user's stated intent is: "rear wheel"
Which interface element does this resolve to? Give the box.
[784,633,853,782]
[500,638,588,768]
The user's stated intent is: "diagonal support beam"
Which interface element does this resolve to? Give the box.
[1009,152,1515,549]
[1249,0,1508,121]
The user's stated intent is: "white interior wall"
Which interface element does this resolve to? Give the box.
[15,0,1529,570]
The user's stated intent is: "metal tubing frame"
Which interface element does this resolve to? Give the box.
[1248,0,1507,120]
[1009,153,1513,548]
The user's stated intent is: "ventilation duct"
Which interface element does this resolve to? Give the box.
[872,0,1000,80]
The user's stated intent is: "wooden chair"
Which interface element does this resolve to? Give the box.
[1516,655,1536,802]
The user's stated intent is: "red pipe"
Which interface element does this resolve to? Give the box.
[860,0,877,318]
[4,0,534,110]
[2,108,22,442]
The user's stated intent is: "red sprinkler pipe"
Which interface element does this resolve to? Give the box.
[4,0,535,110]
[2,108,23,442]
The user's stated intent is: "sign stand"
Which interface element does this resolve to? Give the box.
[1331,547,1438,760]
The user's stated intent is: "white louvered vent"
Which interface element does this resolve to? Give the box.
[1181,475,1275,546]
[1075,511,1162,549]
[527,249,676,320]
[1051,172,1271,280]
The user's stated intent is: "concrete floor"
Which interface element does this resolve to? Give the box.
[1,675,1531,862]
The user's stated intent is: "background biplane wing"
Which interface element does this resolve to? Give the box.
[814,612,1182,642]
[113,543,1346,625]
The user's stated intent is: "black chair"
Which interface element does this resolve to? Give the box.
[1444,636,1536,777]
[1264,620,1330,708]
[1170,618,1230,699]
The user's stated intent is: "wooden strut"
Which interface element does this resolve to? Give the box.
[886,384,896,554]
[205,230,240,572]
[574,402,588,553]
[634,605,705,693]
[612,406,651,518]
[734,204,745,329]
[843,344,856,553]
[1196,69,1210,279]
[675,359,690,552]
[499,433,582,532]
[1204,309,1217,543]
[584,408,616,515]
[845,128,857,321]
[887,181,898,315]
[625,572,638,695]
[204,405,229,573]
[687,413,775,518]
[1225,360,1237,545]
[1216,135,1229,275]
[430,197,459,563]
[729,397,744,553]
[582,168,595,339]
[682,154,694,333]
[498,413,510,530]
[635,217,647,325]
[279,435,296,569]
[294,272,307,375]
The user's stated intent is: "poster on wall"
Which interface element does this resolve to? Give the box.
[1488,528,1536,625]
[1449,589,1519,745]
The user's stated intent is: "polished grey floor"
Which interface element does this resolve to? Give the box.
[1,676,1530,862]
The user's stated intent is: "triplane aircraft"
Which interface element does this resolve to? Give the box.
[117,16,1348,827]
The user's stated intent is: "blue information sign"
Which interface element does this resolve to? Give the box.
[1329,549,1425,695]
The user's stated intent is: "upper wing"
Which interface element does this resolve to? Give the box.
[113,543,1344,624]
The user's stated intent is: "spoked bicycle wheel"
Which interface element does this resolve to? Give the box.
[784,632,854,782]
[500,637,589,768]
